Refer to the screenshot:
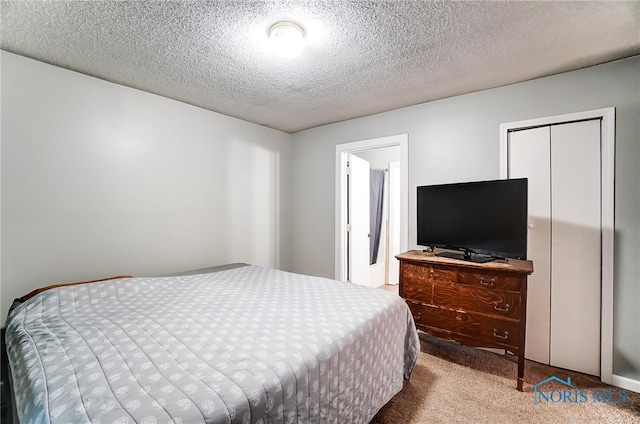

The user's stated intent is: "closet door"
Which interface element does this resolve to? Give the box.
[508,119,602,376]
[549,120,601,376]
[508,127,551,364]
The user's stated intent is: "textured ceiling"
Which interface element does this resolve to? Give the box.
[1,1,639,133]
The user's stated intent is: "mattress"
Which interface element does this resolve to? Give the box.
[6,265,419,423]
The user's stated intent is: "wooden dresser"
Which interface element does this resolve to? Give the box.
[396,250,533,391]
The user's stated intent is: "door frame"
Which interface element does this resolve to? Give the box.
[387,161,402,285]
[499,107,615,385]
[335,134,409,282]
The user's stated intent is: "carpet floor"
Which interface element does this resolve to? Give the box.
[371,334,640,423]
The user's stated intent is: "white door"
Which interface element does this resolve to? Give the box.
[508,119,601,376]
[347,154,370,285]
[508,127,552,364]
[549,120,601,376]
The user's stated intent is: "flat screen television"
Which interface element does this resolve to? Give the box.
[417,178,528,262]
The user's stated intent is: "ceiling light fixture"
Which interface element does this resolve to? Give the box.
[269,21,305,59]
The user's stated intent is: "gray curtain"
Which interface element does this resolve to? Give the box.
[370,169,385,265]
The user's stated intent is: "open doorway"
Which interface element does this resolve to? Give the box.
[335,134,408,287]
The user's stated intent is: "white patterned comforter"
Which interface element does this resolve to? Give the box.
[6,265,420,424]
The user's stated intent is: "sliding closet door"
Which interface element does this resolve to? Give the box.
[508,127,551,364]
[549,120,601,376]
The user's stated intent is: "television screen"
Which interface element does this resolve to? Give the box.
[417,178,528,261]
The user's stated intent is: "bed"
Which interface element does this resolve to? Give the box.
[5,264,420,423]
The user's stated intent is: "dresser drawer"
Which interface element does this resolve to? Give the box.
[402,262,457,284]
[402,281,433,304]
[432,283,521,320]
[407,301,520,348]
[456,270,523,291]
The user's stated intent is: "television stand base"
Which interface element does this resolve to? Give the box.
[437,251,495,263]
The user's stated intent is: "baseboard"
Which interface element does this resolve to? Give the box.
[612,374,640,393]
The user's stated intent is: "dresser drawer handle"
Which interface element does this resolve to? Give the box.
[480,278,495,287]
[493,329,509,340]
[494,303,510,312]
[413,313,422,321]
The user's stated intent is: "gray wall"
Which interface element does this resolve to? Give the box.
[1,52,292,326]
[290,57,640,381]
